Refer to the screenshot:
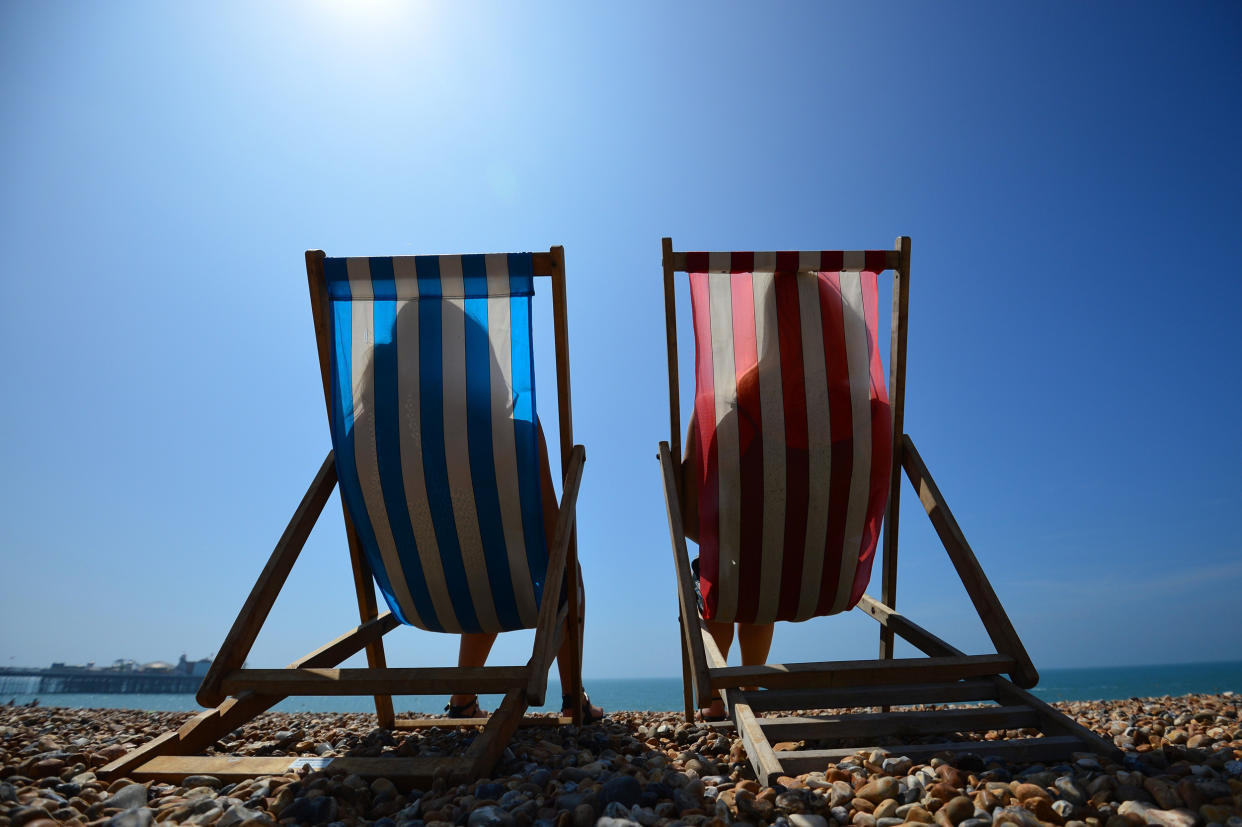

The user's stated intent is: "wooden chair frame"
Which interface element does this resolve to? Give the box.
[103,246,586,786]
[658,236,1117,783]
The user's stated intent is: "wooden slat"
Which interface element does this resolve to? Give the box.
[709,655,1014,691]
[220,666,528,696]
[101,612,400,781]
[757,705,1037,741]
[901,436,1039,688]
[856,594,963,658]
[991,677,1123,759]
[662,237,682,466]
[548,244,583,726]
[463,689,528,777]
[668,249,902,274]
[733,698,785,786]
[738,680,999,713]
[393,714,570,729]
[879,235,912,662]
[305,249,396,727]
[134,754,474,784]
[776,735,1084,774]
[525,444,584,705]
[660,443,713,706]
[196,451,339,707]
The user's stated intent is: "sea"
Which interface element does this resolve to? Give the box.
[2,661,1239,714]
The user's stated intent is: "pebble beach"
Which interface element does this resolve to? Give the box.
[2,693,1240,827]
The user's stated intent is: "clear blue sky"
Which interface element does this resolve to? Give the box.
[2,1,1240,680]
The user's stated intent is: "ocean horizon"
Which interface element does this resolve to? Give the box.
[2,659,1238,714]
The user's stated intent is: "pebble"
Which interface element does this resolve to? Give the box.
[0,693,1238,827]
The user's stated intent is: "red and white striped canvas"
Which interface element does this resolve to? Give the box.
[687,250,893,625]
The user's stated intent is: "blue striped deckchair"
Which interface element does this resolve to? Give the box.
[104,246,586,786]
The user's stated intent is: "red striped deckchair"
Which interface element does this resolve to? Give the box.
[103,246,587,787]
[659,237,1119,783]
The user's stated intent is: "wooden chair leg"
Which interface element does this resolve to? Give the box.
[679,614,695,723]
[342,511,396,727]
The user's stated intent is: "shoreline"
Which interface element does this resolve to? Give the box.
[2,692,1239,827]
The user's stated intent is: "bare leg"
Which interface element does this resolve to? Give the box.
[737,623,774,666]
[450,633,496,711]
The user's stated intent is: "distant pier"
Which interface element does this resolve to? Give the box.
[0,655,211,695]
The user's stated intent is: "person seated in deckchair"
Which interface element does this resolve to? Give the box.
[681,367,775,721]
[448,421,604,723]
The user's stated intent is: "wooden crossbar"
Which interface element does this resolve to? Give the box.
[220,666,528,696]
[775,735,1084,774]
[134,754,475,784]
[708,655,1014,691]
[756,705,1037,741]
[667,250,902,273]
[738,680,999,713]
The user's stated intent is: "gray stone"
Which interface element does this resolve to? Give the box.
[476,783,507,800]
[499,790,526,809]
[596,820,641,827]
[468,804,517,827]
[882,756,913,775]
[959,820,990,827]
[631,805,660,827]
[599,775,643,809]
[183,775,223,789]
[0,782,16,803]
[107,809,156,827]
[876,820,905,827]
[373,777,400,798]
[1116,801,1196,827]
[104,783,149,811]
[1224,760,1242,778]
[218,802,273,827]
[991,806,1042,827]
[1051,800,1074,819]
[1054,776,1086,806]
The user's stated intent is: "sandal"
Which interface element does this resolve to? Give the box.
[561,692,605,724]
[445,695,486,719]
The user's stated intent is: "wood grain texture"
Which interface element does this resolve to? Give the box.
[101,613,399,781]
[879,235,912,661]
[305,248,395,726]
[526,444,585,705]
[737,680,999,713]
[991,676,1123,758]
[220,666,529,696]
[196,451,338,707]
[132,754,475,784]
[775,735,1084,774]
[548,245,583,725]
[668,249,902,274]
[708,654,1015,691]
[755,705,1037,740]
[855,593,963,658]
[901,435,1039,688]
[659,442,712,705]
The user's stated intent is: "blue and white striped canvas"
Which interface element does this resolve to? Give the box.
[323,253,549,634]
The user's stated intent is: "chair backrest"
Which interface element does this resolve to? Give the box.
[319,253,551,635]
[680,250,895,625]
